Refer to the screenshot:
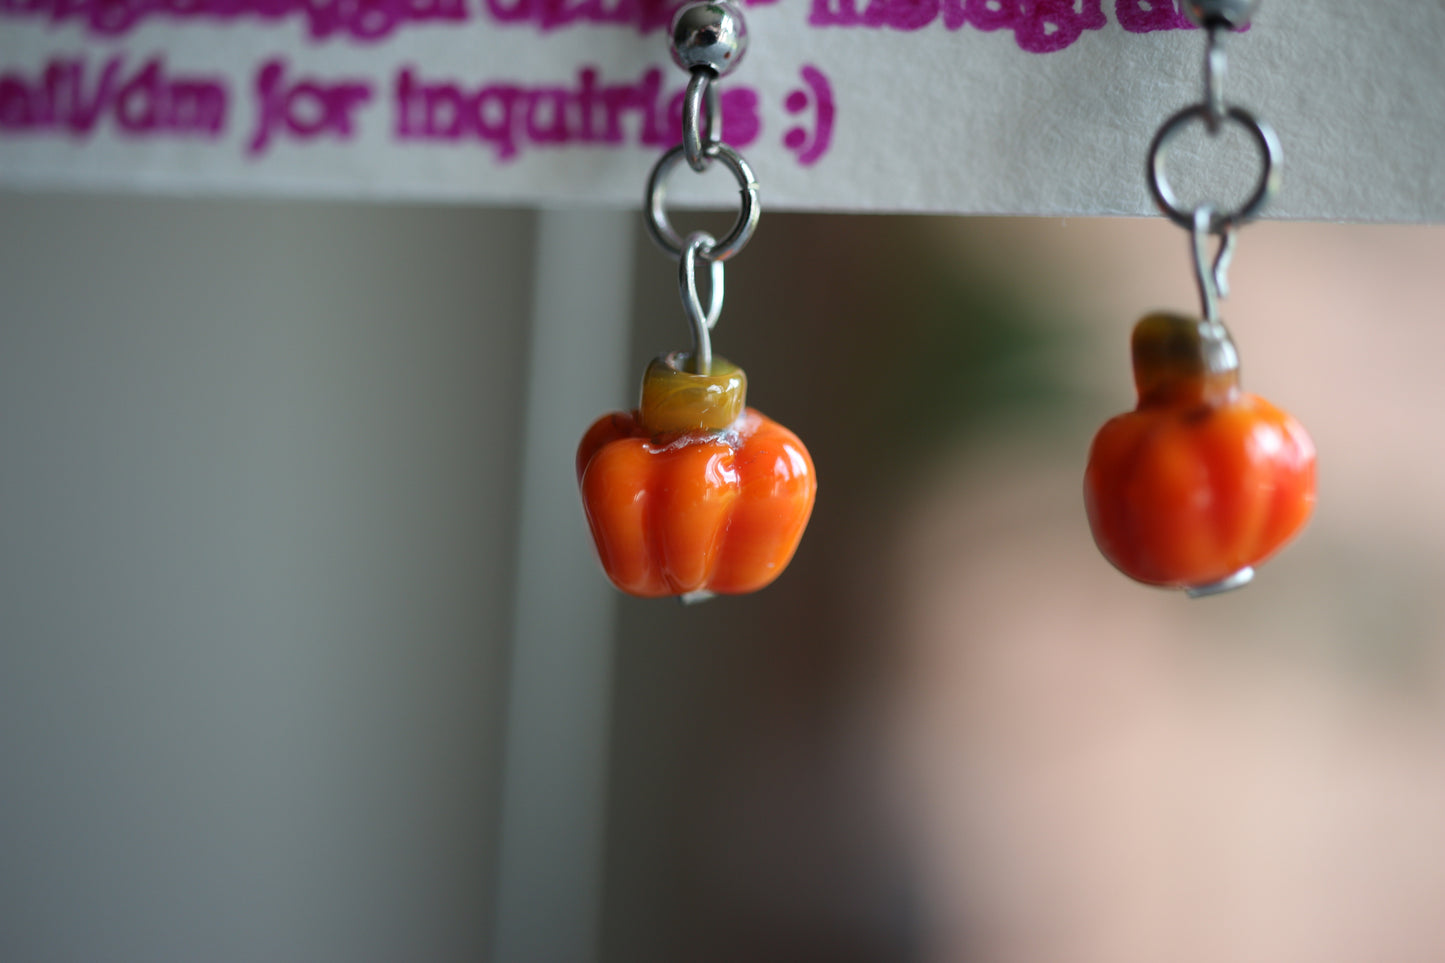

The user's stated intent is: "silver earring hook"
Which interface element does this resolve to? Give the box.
[1204,23,1228,133]
[1191,205,1238,324]
[679,231,724,373]
[682,68,723,173]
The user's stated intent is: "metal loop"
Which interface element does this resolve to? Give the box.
[1147,103,1281,231]
[682,69,722,173]
[1204,24,1228,131]
[645,141,760,262]
[679,232,725,373]
[1190,205,1238,323]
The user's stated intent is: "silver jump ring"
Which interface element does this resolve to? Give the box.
[683,69,722,173]
[1147,103,1281,230]
[679,231,725,372]
[645,141,759,262]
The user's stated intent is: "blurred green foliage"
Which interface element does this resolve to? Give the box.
[865,248,1095,467]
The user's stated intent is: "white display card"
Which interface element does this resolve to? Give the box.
[1,0,1441,221]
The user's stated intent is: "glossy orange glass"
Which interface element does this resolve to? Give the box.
[577,354,816,598]
[1084,313,1316,590]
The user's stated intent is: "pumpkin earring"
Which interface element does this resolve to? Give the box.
[1084,0,1315,597]
[576,2,817,602]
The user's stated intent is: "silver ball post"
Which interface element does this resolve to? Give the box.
[669,2,748,77]
[1182,0,1260,29]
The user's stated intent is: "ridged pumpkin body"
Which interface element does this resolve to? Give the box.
[1084,313,1315,591]
[577,407,816,597]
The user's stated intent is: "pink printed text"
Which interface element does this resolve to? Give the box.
[249,58,373,155]
[0,55,227,137]
[0,0,468,42]
[394,65,762,159]
[481,0,774,33]
[809,0,1203,52]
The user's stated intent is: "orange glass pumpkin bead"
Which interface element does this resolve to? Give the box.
[1084,312,1315,595]
[577,352,816,598]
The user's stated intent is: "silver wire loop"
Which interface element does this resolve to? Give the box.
[679,231,725,373]
[682,69,722,173]
[1147,103,1281,231]
[645,141,760,262]
[1191,205,1238,323]
[1205,24,1228,131]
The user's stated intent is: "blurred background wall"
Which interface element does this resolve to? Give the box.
[0,194,535,961]
[3,192,1445,963]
